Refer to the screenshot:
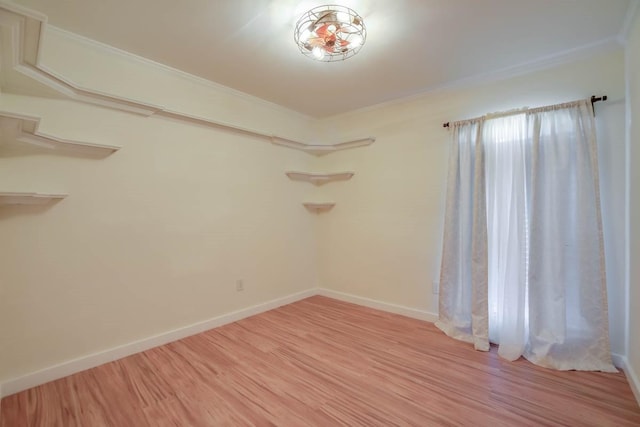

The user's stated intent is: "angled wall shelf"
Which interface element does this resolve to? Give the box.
[0,4,375,154]
[0,192,67,205]
[286,171,354,186]
[303,202,336,213]
[0,111,120,154]
[272,137,375,156]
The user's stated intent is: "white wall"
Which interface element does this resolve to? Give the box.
[314,49,628,355]
[626,4,640,397]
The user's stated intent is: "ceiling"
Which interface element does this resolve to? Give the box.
[7,0,635,117]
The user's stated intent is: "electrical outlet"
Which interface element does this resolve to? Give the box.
[236,279,244,292]
[432,281,439,295]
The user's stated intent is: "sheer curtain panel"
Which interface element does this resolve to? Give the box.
[436,121,490,351]
[436,99,616,372]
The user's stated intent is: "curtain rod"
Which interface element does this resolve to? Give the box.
[442,95,608,128]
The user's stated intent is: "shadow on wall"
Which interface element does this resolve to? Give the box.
[0,140,116,160]
[0,199,64,220]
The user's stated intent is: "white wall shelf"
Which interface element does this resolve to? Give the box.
[0,192,67,205]
[0,111,120,154]
[286,171,354,186]
[272,136,375,156]
[303,202,336,212]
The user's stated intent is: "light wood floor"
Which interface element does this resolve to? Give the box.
[1,296,639,426]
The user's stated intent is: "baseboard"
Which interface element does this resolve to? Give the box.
[628,362,640,406]
[615,355,640,406]
[0,288,437,398]
[317,288,438,323]
[5,287,633,405]
[0,288,316,398]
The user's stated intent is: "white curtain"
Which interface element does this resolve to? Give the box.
[436,120,490,352]
[436,99,616,372]
[484,114,530,361]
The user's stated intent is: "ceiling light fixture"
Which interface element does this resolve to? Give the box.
[294,5,366,62]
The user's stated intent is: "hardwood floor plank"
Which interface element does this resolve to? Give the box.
[0,393,28,427]
[116,352,175,408]
[24,378,81,427]
[143,395,218,427]
[1,295,639,426]
[173,379,258,425]
[66,363,149,427]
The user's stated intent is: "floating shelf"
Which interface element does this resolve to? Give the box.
[0,111,120,154]
[303,202,336,213]
[272,136,375,156]
[286,171,354,185]
[0,192,67,205]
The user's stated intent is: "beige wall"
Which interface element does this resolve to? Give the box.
[0,48,319,384]
[627,5,640,393]
[314,49,628,355]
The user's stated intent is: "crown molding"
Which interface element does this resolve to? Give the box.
[618,0,640,44]
[0,3,375,154]
[45,25,312,122]
[16,63,163,116]
[323,37,623,121]
[0,110,120,153]
[0,5,161,116]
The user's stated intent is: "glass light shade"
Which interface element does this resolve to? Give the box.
[293,5,366,62]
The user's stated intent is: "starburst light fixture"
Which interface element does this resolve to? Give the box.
[294,5,366,62]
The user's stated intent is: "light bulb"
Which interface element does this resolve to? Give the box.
[312,46,325,59]
[349,35,363,47]
[299,29,311,43]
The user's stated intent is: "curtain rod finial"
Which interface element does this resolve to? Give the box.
[590,95,608,116]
